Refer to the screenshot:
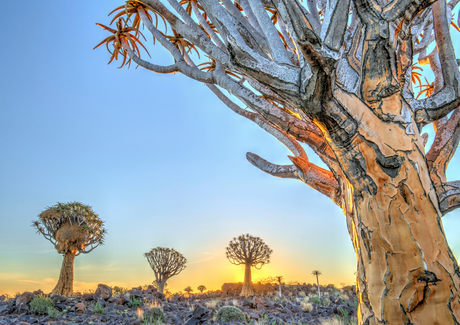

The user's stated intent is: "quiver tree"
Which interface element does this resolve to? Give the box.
[197,285,206,293]
[96,0,460,322]
[144,247,187,294]
[311,270,322,298]
[275,275,283,297]
[226,234,272,296]
[32,202,106,296]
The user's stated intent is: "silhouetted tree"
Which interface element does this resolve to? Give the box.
[96,0,460,321]
[312,270,322,298]
[197,285,206,293]
[226,234,272,296]
[145,247,186,294]
[32,202,106,296]
[184,286,193,295]
[275,276,283,297]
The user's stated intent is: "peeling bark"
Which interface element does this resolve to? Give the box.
[97,0,460,322]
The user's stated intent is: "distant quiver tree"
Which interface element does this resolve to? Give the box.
[226,234,272,296]
[197,285,206,293]
[96,0,460,322]
[32,202,106,296]
[145,247,187,294]
[311,270,322,298]
[275,275,283,297]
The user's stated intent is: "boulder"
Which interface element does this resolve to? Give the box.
[184,306,210,325]
[94,284,112,301]
[152,292,165,300]
[82,293,94,301]
[51,295,67,303]
[15,292,34,306]
[75,302,86,314]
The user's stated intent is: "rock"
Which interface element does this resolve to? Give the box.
[184,306,210,325]
[152,292,165,300]
[335,304,355,316]
[82,293,94,301]
[16,292,34,306]
[0,304,9,314]
[51,295,66,304]
[342,285,356,293]
[127,290,143,299]
[256,303,265,311]
[117,296,129,305]
[75,303,86,314]
[94,284,112,301]
[248,312,259,320]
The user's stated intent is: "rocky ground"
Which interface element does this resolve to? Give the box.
[0,283,357,325]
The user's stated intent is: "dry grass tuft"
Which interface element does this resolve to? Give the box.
[301,301,313,313]
[320,319,342,325]
[205,299,220,309]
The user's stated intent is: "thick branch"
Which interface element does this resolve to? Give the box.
[437,181,460,215]
[246,152,299,178]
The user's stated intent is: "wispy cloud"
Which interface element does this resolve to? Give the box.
[188,252,218,265]
[17,278,57,285]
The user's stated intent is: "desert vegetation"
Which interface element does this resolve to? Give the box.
[226,234,273,296]
[1,282,358,324]
[92,0,460,321]
[145,247,187,294]
[31,202,106,296]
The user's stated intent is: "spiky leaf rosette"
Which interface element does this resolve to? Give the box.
[32,202,106,255]
[226,234,273,269]
[144,247,187,281]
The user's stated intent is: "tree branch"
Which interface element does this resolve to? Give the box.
[437,181,460,215]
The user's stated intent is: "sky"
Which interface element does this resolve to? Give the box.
[1,1,460,296]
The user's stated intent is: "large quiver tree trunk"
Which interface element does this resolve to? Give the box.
[95,0,460,322]
[51,252,76,296]
[333,90,460,323]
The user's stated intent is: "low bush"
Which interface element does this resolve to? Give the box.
[143,307,166,324]
[216,306,246,323]
[30,296,54,315]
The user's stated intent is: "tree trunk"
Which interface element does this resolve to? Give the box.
[279,283,282,297]
[240,263,254,296]
[51,252,76,297]
[157,280,167,294]
[332,91,460,324]
[316,276,321,298]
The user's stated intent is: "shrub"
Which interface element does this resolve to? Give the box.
[143,307,166,324]
[30,296,55,315]
[310,296,321,305]
[93,301,106,314]
[113,286,127,296]
[129,296,143,308]
[216,306,246,323]
[322,298,331,306]
[47,307,62,318]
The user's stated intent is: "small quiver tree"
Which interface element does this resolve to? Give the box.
[275,276,283,298]
[197,285,206,293]
[184,286,193,295]
[144,247,187,294]
[32,202,106,296]
[226,234,273,296]
[311,270,322,298]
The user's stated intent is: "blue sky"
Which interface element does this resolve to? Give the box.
[0,1,459,295]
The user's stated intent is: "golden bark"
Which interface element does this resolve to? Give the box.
[240,263,255,296]
[332,89,460,324]
[51,252,76,297]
